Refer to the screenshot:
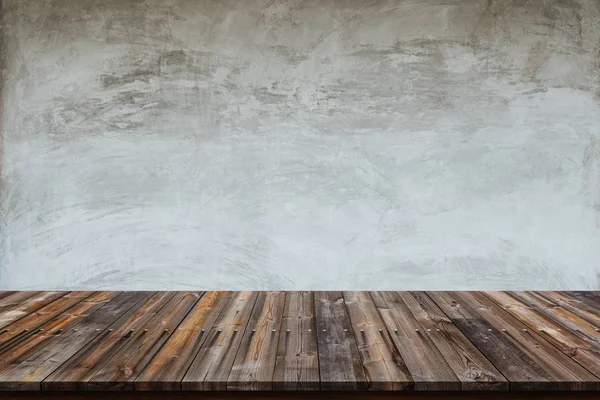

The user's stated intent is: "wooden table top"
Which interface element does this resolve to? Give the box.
[0,291,599,392]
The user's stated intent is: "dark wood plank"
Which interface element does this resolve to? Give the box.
[87,292,204,391]
[449,292,600,390]
[0,292,66,330]
[135,291,230,391]
[398,292,508,391]
[370,292,459,391]
[5,390,600,400]
[315,291,367,391]
[0,292,95,347]
[182,292,258,391]
[537,292,600,328]
[428,291,557,391]
[228,292,286,390]
[485,291,600,375]
[0,291,149,391]
[273,291,319,391]
[343,291,412,391]
[42,292,176,391]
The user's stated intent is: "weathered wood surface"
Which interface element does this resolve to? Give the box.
[315,291,367,391]
[0,291,598,392]
[273,291,319,391]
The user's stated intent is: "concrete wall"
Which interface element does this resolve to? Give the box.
[1,0,600,290]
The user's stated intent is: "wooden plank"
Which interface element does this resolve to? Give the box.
[273,291,319,391]
[342,291,412,391]
[0,292,65,330]
[182,292,258,391]
[370,292,459,391]
[483,291,600,377]
[398,292,508,391]
[135,291,230,391]
[0,292,101,361]
[537,292,600,328]
[6,391,600,400]
[315,291,367,391]
[428,291,557,391]
[0,291,149,391]
[42,292,176,391]
[228,292,286,390]
[450,292,600,390]
[87,292,203,391]
[508,292,600,347]
[566,292,600,311]
[0,292,95,347]
[0,292,15,302]
[0,292,120,367]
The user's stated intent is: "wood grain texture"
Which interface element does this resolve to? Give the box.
[136,291,230,391]
[507,292,600,347]
[42,292,175,391]
[343,291,412,391]
[228,292,286,391]
[370,292,459,391]
[273,291,319,391]
[566,292,600,311]
[537,292,600,328]
[483,291,600,377]
[4,391,600,400]
[0,291,599,393]
[0,292,95,347]
[0,292,119,365]
[0,292,65,330]
[182,292,258,391]
[398,292,508,391]
[87,292,204,391]
[315,291,367,391]
[428,291,556,391]
[0,292,149,391]
[454,292,600,390]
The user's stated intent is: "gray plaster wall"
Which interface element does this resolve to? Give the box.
[1,0,600,290]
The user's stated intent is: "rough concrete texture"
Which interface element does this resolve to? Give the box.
[1,0,600,290]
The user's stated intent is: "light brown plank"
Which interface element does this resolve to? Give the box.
[87,292,203,391]
[483,291,600,377]
[370,292,459,391]
[458,291,599,390]
[400,292,507,391]
[0,292,149,391]
[228,292,286,390]
[273,291,319,391]
[135,291,230,391]
[343,291,412,391]
[537,292,600,329]
[510,292,600,347]
[42,292,176,391]
[0,292,65,330]
[315,291,367,391]
[182,292,258,391]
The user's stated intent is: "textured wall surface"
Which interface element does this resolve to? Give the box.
[1,0,600,290]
